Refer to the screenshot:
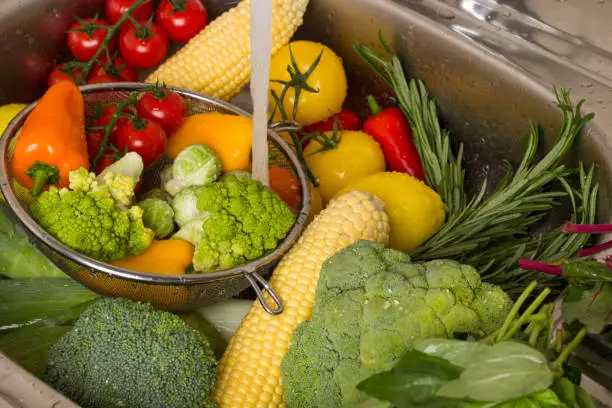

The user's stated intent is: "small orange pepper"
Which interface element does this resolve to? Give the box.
[11,81,89,196]
[110,239,195,275]
[166,112,252,172]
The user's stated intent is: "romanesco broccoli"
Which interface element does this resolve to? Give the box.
[45,298,218,408]
[30,168,154,262]
[281,240,513,408]
[174,174,296,272]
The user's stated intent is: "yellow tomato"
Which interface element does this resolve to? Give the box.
[304,131,385,204]
[269,41,347,126]
[339,172,446,252]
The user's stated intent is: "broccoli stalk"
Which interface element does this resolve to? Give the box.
[26,161,59,197]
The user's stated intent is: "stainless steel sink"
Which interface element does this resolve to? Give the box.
[0,0,611,405]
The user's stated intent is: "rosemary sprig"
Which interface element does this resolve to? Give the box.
[354,34,467,215]
[353,35,596,295]
[409,88,593,261]
[481,164,598,297]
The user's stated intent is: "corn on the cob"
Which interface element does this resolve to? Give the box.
[213,190,390,407]
[146,0,309,101]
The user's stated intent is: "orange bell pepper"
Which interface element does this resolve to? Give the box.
[110,239,195,275]
[11,81,89,196]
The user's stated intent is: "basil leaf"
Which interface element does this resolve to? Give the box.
[563,282,612,334]
[436,341,554,402]
[357,349,463,407]
[413,338,490,369]
[490,389,566,408]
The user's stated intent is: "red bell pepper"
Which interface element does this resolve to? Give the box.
[362,95,424,180]
[303,108,361,134]
[299,108,360,148]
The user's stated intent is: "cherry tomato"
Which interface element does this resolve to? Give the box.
[136,88,186,135]
[48,64,84,87]
[87,74,126,84]
[269,166,302,212]
[156,0,208,43]
[67,17,116,62]
[90,55,138,82]
[114,118,167,166]
[105,0,155,24]
[118,22,169,69]
[87,130,105,159]
[92,105,130,141]
[95,150,119,173]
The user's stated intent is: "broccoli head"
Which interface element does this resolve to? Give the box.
[30,168,154,262]
[45,298,218,408]
[175,174,295,272]
[281,240,513,408]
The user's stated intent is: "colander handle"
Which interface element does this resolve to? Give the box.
[269,120,302,133]
[244,271,284,315]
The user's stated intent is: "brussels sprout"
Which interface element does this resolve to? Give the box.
[138,198,175,239]
[160,165,174,187]
[172,185,206,227]
[219,170,252,182]
[173,215,210,246]
[164,144,222,196]
[140,187,171,203]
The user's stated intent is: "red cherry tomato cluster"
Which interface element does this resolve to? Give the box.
[48,0,208,87]
[86,85,187,173]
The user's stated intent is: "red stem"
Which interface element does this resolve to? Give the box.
[518,259,563,276]
[563,223,612,234]
[579,239,612,257]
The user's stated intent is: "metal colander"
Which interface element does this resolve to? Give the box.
[0,83,310,314]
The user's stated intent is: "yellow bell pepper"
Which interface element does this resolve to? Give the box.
[166,113,252,173]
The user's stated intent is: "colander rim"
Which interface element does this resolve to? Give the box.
[0,82,311,286]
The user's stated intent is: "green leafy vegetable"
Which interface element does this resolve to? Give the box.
[412,339,489,369]
[0,199,64,279]
[357,349,463,408]
[563,282,612,334]
[490,389,566,408]
[436,341,554,402]
[0,301,93,379]
[0,278,99,328]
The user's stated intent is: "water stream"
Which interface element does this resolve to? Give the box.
[249,0,274,186]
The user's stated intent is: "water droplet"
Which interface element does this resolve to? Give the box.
[436,8,456,19]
